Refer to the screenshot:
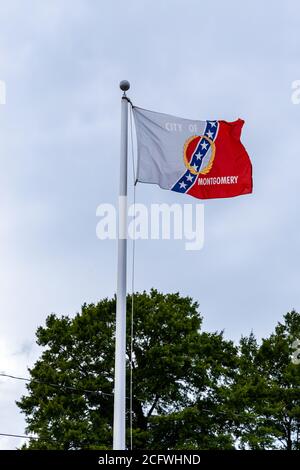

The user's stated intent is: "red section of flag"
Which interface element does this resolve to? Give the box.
[187,120,252,199]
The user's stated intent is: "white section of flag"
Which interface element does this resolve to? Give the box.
[133,107,207,190]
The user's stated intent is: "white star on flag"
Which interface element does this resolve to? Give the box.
[179,181,187,189]
[186,174,194,182]
[195,152,202,160]
[201,141,208,150]
[206,131,214,139]
[209,121,217,127]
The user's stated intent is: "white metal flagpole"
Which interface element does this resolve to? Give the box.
[113,80,130,450]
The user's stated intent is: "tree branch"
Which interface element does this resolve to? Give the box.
[147,395,160,418]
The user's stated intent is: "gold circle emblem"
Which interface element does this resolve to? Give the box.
[183,135,216,175]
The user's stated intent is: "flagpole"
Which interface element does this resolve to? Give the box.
[113,80,130,450]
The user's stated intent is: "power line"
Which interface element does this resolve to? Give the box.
[3,371,276,417]
[0,371,252,417]
[0,372,113,398]
[0,432,37,440]
[0,371,142,401]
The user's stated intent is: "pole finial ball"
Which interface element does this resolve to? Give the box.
[120,80,130,92]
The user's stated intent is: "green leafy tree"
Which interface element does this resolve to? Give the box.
[148,330,238,449]
[17,289,236,449]
[229,311,300,449]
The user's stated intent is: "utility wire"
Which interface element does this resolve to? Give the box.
[0,372,143,402]
[0,370,268,444]
[0,432,38,440]
[0,372,113,398]
[1,371,280,423]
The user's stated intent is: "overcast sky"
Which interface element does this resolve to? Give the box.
[0,0,299,449]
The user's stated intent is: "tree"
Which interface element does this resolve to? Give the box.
[229,311,300,449]
[17,289,236,449]
[19,290,300,450]
[147,330,238,449]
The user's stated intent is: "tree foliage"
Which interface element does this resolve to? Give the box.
[17,292,300,450]
[230,311,300,449]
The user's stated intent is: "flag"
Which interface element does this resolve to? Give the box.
[133,106,252,199]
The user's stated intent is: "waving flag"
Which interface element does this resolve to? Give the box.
[133,106,252,199]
